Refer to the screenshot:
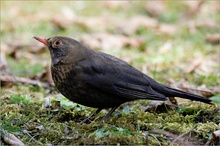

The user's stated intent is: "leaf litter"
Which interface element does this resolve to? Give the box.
[1,1,220,145]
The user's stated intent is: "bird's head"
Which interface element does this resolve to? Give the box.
[34,36,83,66]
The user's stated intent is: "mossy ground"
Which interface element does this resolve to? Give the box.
[1,1,220,145]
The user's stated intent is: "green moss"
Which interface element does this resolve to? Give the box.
[1,1,219,145]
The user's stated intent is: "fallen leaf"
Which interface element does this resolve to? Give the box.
[51,16,72,30]
[181,56,218,76]
[183,0,205,18]
[27,125,37,131]
[168,80,218,98]
[117,15,158,35]
[185,58,203,73]
[3,132,25,146]
[144,1,166,16]
[80,33,143,50]
[73,15,117,31]
[144,98,178,113]
[195,59,217,75]
[157,23,178,35]
[195,19,219,29]
[206,34,220,44]
[51,7,75,30]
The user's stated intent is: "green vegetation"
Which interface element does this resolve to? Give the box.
[1,1,219,145]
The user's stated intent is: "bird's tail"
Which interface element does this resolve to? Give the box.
[164,86,212,103]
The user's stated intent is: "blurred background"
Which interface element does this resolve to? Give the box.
[1,1,219,86]
[1,1,220,145]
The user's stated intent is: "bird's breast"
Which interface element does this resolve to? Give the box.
[51,65,88,103]
[51,65,72,87]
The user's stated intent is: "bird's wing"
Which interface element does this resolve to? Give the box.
[78,53,167,101]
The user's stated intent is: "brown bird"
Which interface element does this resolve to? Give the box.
[34,36,211,121]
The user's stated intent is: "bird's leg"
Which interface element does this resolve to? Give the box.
[79,108,102,124]
[102,106,119,121]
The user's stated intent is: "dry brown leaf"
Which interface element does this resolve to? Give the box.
[8,42,37,60]
[157,23,178,35]
[186,20,219,34]
[80,33,143,50]
[144,98,178,113]
[73,15,117,31]
[36,8,114,32]
[206,34,220,44]
[195,20,219,29]
[183,0,205,18]
[185,58,203,73]
[144,1,166,16]
[7,43,21,59]
[51,16,72,30]
[181,56,218,76]
[26,124,44,131]
[3,133,25,146]
[195,59,217,76]
[179,86,215,98]
[168,80,217,98]
[117,16,158,35]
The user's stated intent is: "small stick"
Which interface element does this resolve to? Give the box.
[0,75,50,88]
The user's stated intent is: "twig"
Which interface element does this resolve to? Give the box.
[169,130,193,146]
[0,75,51,88]
[149,133,162,146]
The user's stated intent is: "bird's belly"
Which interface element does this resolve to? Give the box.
[52,69,127,108]
[57,83,127,108]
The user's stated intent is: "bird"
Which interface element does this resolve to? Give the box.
[34,36,211,122]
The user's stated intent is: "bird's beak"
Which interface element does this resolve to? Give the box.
[33,36,49,46]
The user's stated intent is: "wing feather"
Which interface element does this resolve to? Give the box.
[78,52,167,101]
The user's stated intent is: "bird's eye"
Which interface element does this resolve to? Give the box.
[54,39,62,46]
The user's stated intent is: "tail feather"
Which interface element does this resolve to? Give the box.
[164,86,212,103]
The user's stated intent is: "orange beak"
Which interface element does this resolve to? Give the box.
[33,36,49,46]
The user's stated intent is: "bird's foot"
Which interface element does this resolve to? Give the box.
[78,108,103,124]
[102,106,119,122]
